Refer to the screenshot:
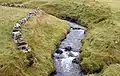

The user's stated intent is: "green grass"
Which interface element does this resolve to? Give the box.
[22,10,69,76]
[0,6,69,76]
[1,0,120,76]
[101,64,120,76]
[96,0,120,12]
[0,0,30,4]
[12,0,120,75]
[0,6,31,76]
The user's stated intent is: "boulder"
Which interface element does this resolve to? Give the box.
[64,46,72,51]
[55,49,63,54]
[72,58,79,64]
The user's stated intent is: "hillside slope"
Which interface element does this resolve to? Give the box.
[0,6,69,76]
[1,0,120,76]
[8,0,120,75]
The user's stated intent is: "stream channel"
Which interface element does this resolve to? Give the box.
[53,22,87,76]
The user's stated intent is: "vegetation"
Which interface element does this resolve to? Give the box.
[0,6,69,76]
[101,64,120,76]
[0,0,30,4]
[0,0,120,76]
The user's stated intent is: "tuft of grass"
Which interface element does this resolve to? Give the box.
[101,64,120,76]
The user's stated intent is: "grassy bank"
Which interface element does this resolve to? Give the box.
[1,0,120,76]
[0,6,69,76]
[10,0,120,75]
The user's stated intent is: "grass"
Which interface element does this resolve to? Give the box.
[22,10,69,76]
[1,0,120,76]
[96,0,120,12]
[12,0,120,75]
[101,64,120,76]
[0,6,31,76]
[0,6,69,76]
[0,0,30,4]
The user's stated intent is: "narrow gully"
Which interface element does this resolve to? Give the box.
[53,22,87,76]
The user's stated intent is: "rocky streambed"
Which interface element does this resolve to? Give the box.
[53,22,87,76]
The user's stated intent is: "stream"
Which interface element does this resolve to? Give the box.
[53,22,86,76]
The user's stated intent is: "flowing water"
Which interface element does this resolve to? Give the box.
[53,22,86,76]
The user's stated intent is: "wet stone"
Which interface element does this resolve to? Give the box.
[72,58,79,64]
[64,46,72,51]
[55,49,63,54]
[72,28,81,30]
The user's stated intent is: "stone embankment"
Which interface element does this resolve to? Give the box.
[12,8,40,66]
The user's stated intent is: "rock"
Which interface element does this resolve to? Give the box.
[13,23,21,30]
[12,8,40,54]
[17,43,28,50]
[12,29,21,33]
[16,37,24,43]
[68,51,79,57]
[29,12,36,17]
[55,49,63,54]
[19,18,27,24]
[64,46,72,51]
[9,4,14,7]
[54,53,64,59]
[12,31,22,40]
[72,28,81,30]
[27,54,37,66]
[36,7,40,11]
[72,58,79,64]
[15,23,21,27]
[22,46,31,53]
[34,10,38,14]
[17,41,27,46]
[19,4,24,7]
[68,52,74,57]
[34,8,40,13]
